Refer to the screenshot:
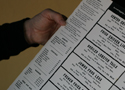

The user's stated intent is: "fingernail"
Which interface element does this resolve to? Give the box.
[60,20,66,26]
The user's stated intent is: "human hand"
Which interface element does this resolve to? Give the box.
[24,9,67,45]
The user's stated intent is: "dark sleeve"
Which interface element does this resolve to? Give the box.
[113,0,125,8]
[0,18,38,60]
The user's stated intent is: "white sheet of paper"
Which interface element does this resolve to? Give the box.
[8,0,125,90]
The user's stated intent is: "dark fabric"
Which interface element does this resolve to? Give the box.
[0,18,37,60]
[113,0,125,8]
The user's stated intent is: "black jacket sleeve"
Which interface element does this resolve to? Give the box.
[0,18,38,60]
[113,0,125,8]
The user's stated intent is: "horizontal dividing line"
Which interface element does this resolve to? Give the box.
[61,66,89,90]
[73,52,114,84]
[49,80,60,90]
[86,38,125,68]
[98,23,125,44]
[114,84,122,90]
[112,71,125,90]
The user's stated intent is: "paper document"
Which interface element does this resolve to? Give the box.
[8,0,125,90]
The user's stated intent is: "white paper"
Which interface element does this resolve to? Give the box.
[8,0,125,90]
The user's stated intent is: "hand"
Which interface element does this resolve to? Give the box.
[24,9,67,45]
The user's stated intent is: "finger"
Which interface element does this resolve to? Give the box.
[48,9,67,26]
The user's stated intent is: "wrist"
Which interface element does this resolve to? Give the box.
[24,19,39,47]
[24,19,33,45]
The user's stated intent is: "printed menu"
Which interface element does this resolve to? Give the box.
[8,0,125,90]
